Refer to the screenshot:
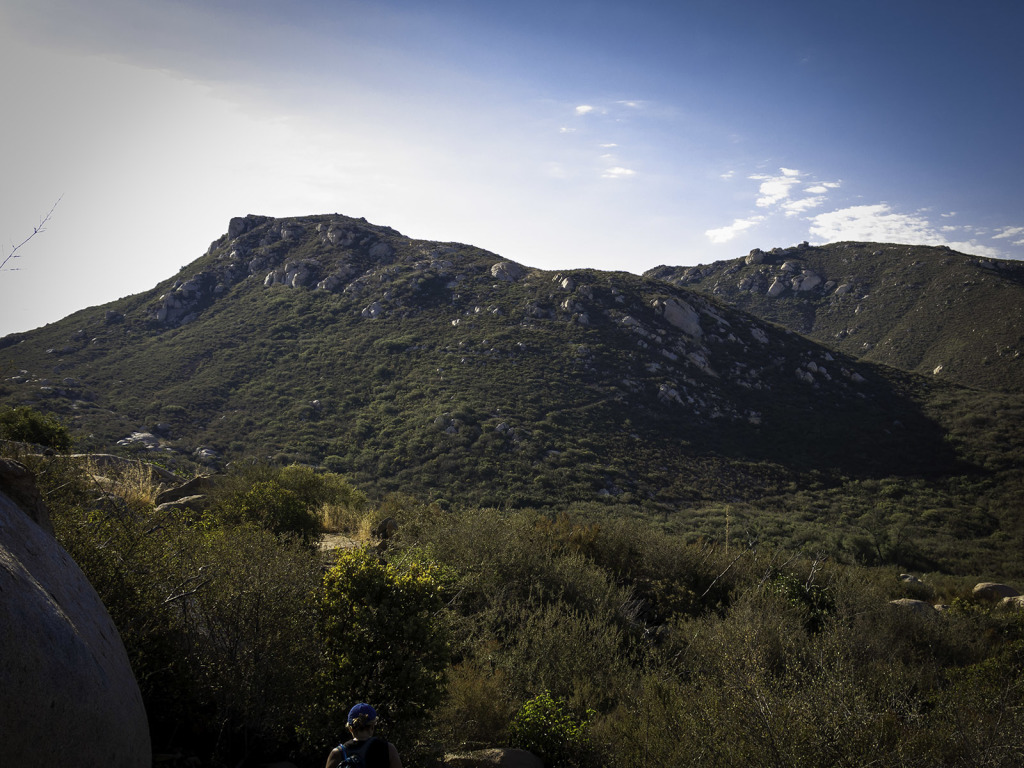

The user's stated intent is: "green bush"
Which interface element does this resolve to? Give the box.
[302,546,453,750]
[0,405,71,450]
[509,690,595,768]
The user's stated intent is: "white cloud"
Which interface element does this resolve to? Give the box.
[720,170,735,180]
[559,126,576,133]
[602,166,636,179]
[780,167,801,177]
[804,182,840,194]
[941,212,957,218]
[1015,239,1024,246]
[575,104,594,115]
[993,226,1024,240]
[705,216,765,244]
[751,170,804,208]
[808,204,1002,257]
[783,196,826,216]
[600,143,618,148]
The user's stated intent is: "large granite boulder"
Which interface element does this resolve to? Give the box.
[0,485,150,767]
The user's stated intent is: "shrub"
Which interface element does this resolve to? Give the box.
[0,405,71,450]
[302,547,453,750]
[508,690,595,768]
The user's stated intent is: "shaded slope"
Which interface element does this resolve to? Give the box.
[646,242,1024,392]
[0,217,976,507]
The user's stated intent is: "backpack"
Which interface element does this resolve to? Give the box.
[337,736,383,767]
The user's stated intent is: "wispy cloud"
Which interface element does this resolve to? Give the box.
[705,216,765,244]
[993,226,1024,240]
[602,166,636,179]
[750,168,805,207]
[782,196,826,216]
[575,104,594,115]
[808,204,1002,257]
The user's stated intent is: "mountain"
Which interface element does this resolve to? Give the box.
[2,214,1023,575]
[645,242,1024,393]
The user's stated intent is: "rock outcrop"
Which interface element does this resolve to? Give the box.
[0,485,150,767]
[973,582,1020,602]
[442,748,543,768]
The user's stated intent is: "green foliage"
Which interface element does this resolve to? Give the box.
[207,462,367,544]
[33,453,323,761]
[0,405,71,450]
[767,570,835,633]
[303,546,453,749]
[229,480,319,543]
[509,691,595,768]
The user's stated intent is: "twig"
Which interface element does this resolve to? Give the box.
[1,195,63,272]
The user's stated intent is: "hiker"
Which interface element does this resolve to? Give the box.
[325,702,402,768]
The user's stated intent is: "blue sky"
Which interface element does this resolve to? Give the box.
[1,0,1022,334]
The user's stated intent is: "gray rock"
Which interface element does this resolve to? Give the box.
[443,748,543,768]
[0,488,150,767]
[797,271,822,291]
[745,249,765,265]
[973,582,1020,602]
[0,458,52,534]
[889,598,936,615]
[766,278,786,297]
[490,261,525,282]
[659,298,703,338]
[154,495,209,514]
[155,475,215,506]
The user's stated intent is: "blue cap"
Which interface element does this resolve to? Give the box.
[347,702,378,726]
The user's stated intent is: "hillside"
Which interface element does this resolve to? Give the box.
[2,214,1024,576]
[645,242,1024,392]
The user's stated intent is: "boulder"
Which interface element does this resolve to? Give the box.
[797,271,822,291]
[766,278,786,297]
[889,598,936,615]
[973,582,1020,602]
[443,748,543,768]
[490,261,525,282]
[0,458,52,534]
[745,249,764,265]
[999,595,1024,610]
[660,298,702,338]
[0,488,150,767]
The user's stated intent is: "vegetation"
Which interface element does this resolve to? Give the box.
[647,241,1024,393]
[0,404,71,450]
[2,214,1024,765]
[4,437,1024,767]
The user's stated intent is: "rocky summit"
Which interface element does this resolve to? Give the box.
[0,214,1019,513]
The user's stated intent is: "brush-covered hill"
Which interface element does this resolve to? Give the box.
[645,242,1024,393]
[2,213,1024,573]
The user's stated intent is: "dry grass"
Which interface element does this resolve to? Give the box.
[83,456,166,506]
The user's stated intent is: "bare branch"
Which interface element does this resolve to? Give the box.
[1,195,63,272]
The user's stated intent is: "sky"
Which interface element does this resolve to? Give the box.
[1,0,1022,335]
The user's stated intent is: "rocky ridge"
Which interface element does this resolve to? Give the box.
[646,241,1024,392]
